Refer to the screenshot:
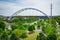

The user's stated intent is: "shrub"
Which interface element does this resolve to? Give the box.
[37,25,40,29]
[13,29,25,37]
[0,28,3,35]
[10,33,18,40]
[54,16,60,25]
[36,32,46,40]
[0,32,8,40]
[0,21,6,31]
[12,18,19,23]
[11,23,17,30]
[42,24,56,34]
[47,33,57,40]
[20,32,27,39]
[28,25,35,32]
[5,29,12,35]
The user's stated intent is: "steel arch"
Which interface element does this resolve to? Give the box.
[8,8,49,20]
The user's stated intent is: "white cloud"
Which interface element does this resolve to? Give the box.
[0,0,60,16]
[0,2,24,16]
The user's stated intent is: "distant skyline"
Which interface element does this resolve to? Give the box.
[0,0,60,16]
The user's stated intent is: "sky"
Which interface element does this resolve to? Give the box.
[0,0,60,16]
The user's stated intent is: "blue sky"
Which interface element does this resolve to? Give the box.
[0,0,60,16]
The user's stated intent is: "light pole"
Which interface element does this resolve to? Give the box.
[50,0,53,18]
[51,3,52,18]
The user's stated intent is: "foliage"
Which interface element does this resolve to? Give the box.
[37,25,40,29]
[28,25,35,31]
[36,32,46,40]
[42,24,56,34]
[12,18,19,23]
[0,18,3,21]
[16,21,30,30]
[16,21,23,25]
[33,23,37,27]
[47,33,57,40]
[0,21,6,31]
[50,18,56,25]
[0,32,8,40]
[10,33,18,40]
[13,29,25,37]
[11,23,17,30]
[19,17,25,23]
[48,18,56,27]
[23,24,29,30]
[54,16,60,25]
[25,17,38,23]
[0,28,3,35]
[37,19,45,26]
[5,29,12,35]
[0,16,59,40]
[18,25,26,30]
[20,32,27,39]
[12,17,26,23]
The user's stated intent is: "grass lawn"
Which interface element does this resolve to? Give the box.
[24,30,40,40]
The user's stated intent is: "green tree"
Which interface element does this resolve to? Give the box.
[42,23,56,34]
[19,17,25,23]
[11,23,17,30]
[0,21,6,31]
[37,25,40,29]
[47,33,57,40]
[16,21,23,25]
[28,25,35,32]
[0,18,3,21]
[18,25,26,30]
[36,32,46,40]
[0,32,8,40]
[49,18,56,27]
[26,17,38,23]
[13,29,25,38]
[12,18,19,23]
[37,20,45,27]
[23,24,29,30]
[0,28,3,35]
[5,29,12,35]
[10,33,18,40]
[20,32,27,39]
[16,21,27,30]
[54,16,60,25]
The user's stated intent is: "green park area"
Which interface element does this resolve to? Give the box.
[0,16,60,40]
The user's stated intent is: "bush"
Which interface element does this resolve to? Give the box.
[25,17,38,23]
[20,32,27,39]
[5,29,12,35]
[37,25,40,29]
[0,32,8,40]
[13,29,25,37]
[47,33,57,40]
[42,24,56,34]
[10,33,18,40]
[11,23,17,30]
[0,18,3,21]
[18,25,26,30]
[54,16,60,25]
[28,25,35,32]
[0,28,3,35]
[37,20,45,27]
[23,24,29,30]
[12,18,19,23]
[0,21,6,31]
[36,32,46,40]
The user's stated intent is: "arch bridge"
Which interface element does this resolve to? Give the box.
[8,8,49,20]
